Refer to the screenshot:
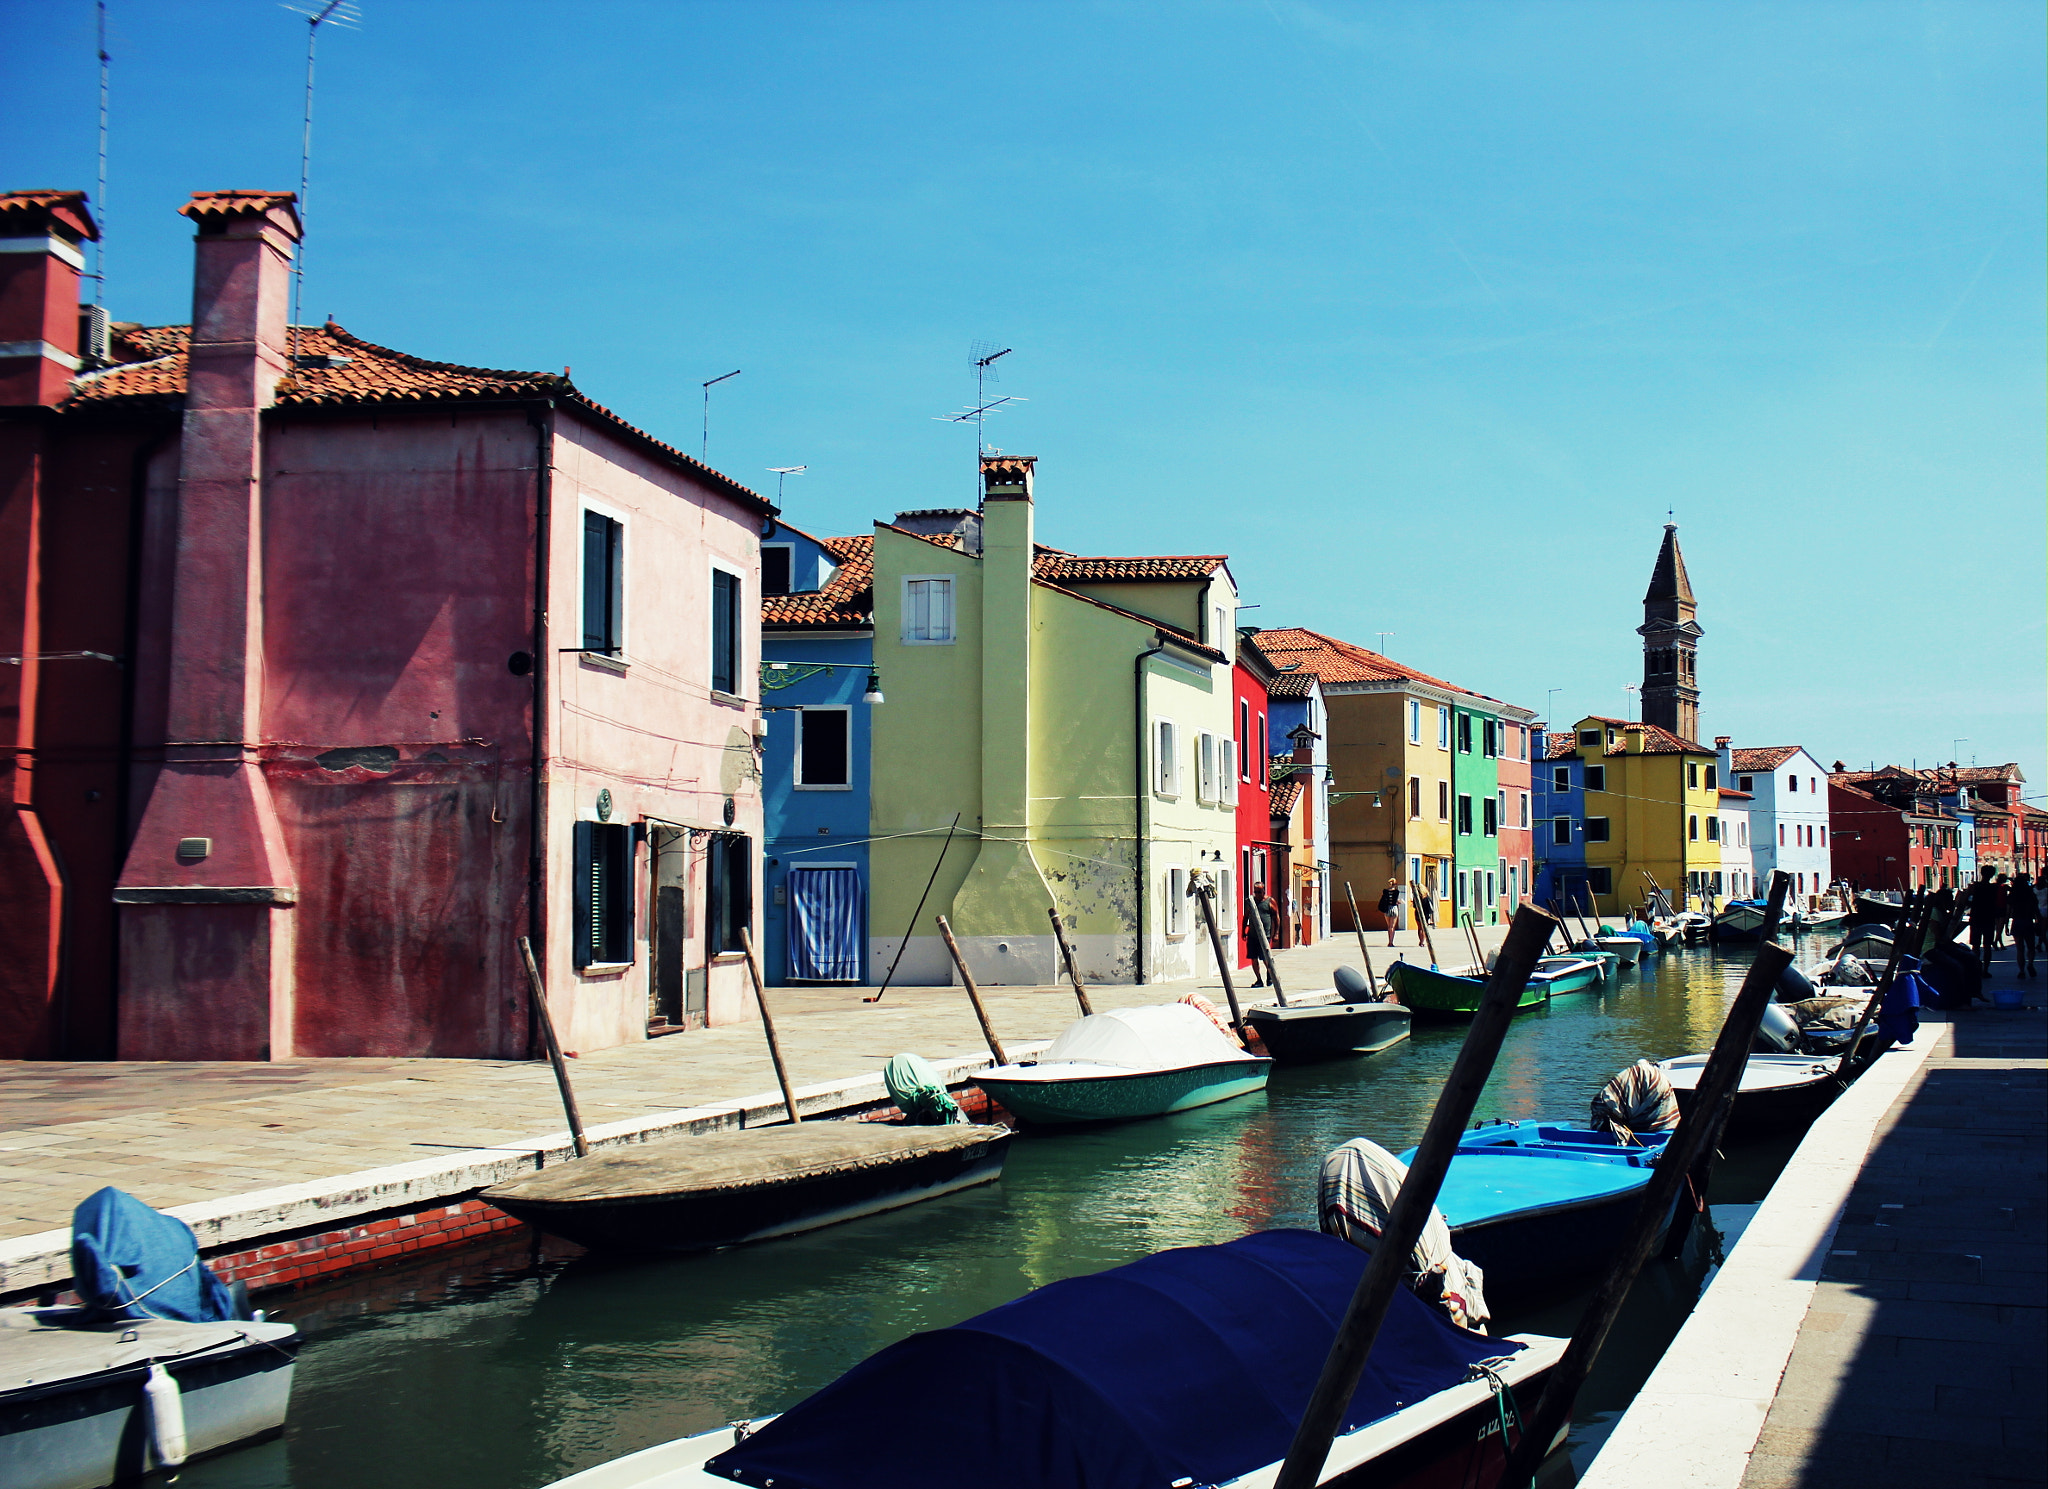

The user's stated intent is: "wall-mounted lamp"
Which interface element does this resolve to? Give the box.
[863,670,885,706]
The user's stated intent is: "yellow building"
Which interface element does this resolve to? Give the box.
[1564,715,1723,916]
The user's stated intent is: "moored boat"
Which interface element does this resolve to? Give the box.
[481,1123,1013,1252]
[1593,933,1644,965]
[972,1004,1269,1125]
[1387,961,1549,1019]
[1711,899,1770,942]
[1655,1052,1843,1140]
[1246,996,1411,1061]
[1395,1121,1674,1301]
[1527,955,1604,997]
[540,1229,1566,1489]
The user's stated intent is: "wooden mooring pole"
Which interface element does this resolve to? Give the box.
[1409,879,1443,967]
[936,915,1009,1067]
[1343,882,1379,993]
[518,935,589,1159]
[1274,905,1559,1489]
[1193,880,1249,1041]
[739,927,802,1125]
[1045,906,1095,1017]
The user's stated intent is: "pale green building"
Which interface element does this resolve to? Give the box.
[867,456,1241,986]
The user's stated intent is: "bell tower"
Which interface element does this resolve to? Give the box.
[1638,523,1701,741]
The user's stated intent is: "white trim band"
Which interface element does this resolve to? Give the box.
[0,235,88,270]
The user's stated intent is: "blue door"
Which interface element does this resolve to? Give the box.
[786,866,863,982]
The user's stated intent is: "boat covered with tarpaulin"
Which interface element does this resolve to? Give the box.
[973,1004,1269,1124]
[541,1229,1564,1489]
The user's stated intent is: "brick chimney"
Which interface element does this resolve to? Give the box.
[0,191,98,406]
[115,191,302,1061]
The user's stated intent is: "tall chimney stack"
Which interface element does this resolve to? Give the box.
[0,191,98,406]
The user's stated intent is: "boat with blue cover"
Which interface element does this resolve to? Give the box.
[541,1229,1567,1489]
[973,1004,1269,1126]
[1385,961,1549,1020]
[1397,1121,1672,1300]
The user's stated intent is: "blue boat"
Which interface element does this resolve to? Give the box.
[1399,1121,1673,1301]
[543,1230,1568,1489]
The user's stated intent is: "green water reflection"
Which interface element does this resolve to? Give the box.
[181,946,1796,1489]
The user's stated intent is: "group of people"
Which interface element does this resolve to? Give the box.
[1967,869,2042,977]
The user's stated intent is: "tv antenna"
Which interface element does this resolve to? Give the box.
[766,466,806,505]
[936,342,1025,496]
[92,1,109,308]
[1375,631,1396,654]
[701,369,740,463]
[281,0,360,359]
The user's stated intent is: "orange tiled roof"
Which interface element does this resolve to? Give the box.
[1729,746,1801,772]
[0,189,97,240]
[179,190,299,229]
[1269,778,1303,817]
[1544,720,1707,757]
[1265,671,1315,698]
[1252,627,1507,706]
[1034,550,1227,582]
[763,535,873,629]
[62,321,770,512]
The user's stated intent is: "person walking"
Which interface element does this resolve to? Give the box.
[1377,879,1403,947]
[1246,886,1280,986]
[1969,871,2007,973]
[2007,873,2039,977]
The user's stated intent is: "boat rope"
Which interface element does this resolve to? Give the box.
[112,1257,198,1320]
[1467,1358,1526,1482]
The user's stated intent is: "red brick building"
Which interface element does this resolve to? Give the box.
[1828,778,1957,891]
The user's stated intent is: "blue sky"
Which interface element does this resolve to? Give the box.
[7,1,2042,789]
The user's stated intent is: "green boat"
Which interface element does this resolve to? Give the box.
[973,1005,1270,1127]
[1529,954,1605,997]
[1386,960,1550,1020]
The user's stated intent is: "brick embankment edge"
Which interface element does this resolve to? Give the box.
[0,1043,1044,1305]
[1576,1022,1945,1489]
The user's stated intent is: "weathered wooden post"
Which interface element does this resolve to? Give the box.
[1409,879,1443,967]
[1192,879,1249,1041]
[1244,891,1288,1006]
[518,936,589,1158]
[738,927,802,1125]
[1343,882,1379,992]
[1045,906,1095,1017]
[1273,905,1558,1489]
[935,915,1009,1067]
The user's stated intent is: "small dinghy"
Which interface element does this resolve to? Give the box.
[1246,966,1411,1062]
[1,1189,297,1489]
[542,1229,1565,1489]
[972,1004,1269,1125]
[1655,1052,1842,1140]
[1392,1121,1674,1302]
[1386,961,1548,1020]
[1527,955,1604,997]
[1711,899,1771,942]
[1593,932,1644,964]
[482,1123,1012,1252]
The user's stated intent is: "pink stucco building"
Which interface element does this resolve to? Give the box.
[0,187,769,1060]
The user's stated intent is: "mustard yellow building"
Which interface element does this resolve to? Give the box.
[1554,715,1723,916]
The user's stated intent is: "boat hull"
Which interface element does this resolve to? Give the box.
[1530,965,1602,997]
[484,1129,1013,1252]
[1450,1187,1663,1301]
[1661,1056,1842,1140]
[1387,963,1548,1020]
[1594,935,1643,965]
[0,1320,296,1489]
[1246,1002,1411,1061]
[975,1059,1269,1125]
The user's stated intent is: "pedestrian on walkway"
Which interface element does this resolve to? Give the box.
[1377,879,1403,946]
[2007,873,2039,977]
[1246,887,1279,986]
[1969,872,2007,972]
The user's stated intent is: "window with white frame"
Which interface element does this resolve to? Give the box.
[1197,733,1217,803]
[1222,739,1239,804]
[1552,818,1571,845]
[902,576,955,643]
[1583,817,1611,842]
[1257,714,1268,786]
[761,544,794,597]
[1155,719,1180,796]
[794,707,851,789]
[1438,706,1451,749]
[1519,791,1530,828]
[582,510,624,654]
[1238,699,1251,779]
[1409,699,1422,743]
[1409,776,1422,818]
[1165,866,1187,935]
[1437,780,1450,821]
[1584,765,1606,793]
[710,565,741,694]
[1553,765,1571,792]
[1706,815,1720,842]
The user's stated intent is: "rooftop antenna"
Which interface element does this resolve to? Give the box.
[701,369,740,464]
[282,0,360,362]
[935,342,1025,500]
[1375,631,1396,654]
[766,466,806,506]
[92,1,109,309]
[1623,682,1640,723]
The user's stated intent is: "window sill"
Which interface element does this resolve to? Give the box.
[794,783,854,792]
[578,962,633,977]
[709,690,748,707]
[899,637,957,646]
[579,652,628,676]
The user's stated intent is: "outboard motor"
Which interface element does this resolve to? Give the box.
[1775,962,1816,1003]
[1754,1001,1800,1053]
[1334,965,1374,1000]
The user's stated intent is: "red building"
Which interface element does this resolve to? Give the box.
[1828,780,1955,891]
[1496,717,1534,916]
[0,188,773,1060]
[1230,637,1279,968]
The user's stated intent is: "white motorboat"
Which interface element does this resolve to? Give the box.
[1656,1052,1844,1140]
[974,1004,1270,1126]
[1592,934,1642,966]
[0,1308,297,1489]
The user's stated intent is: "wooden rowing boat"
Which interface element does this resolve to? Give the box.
[1386,961,1549,1020]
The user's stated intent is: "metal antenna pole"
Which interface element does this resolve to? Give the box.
[93,1,108,307]
[701,368,740,463]
[285,0,356,357]
[766,465,805,508]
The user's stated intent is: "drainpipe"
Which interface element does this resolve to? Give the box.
[1132,638,1166,984]
[524,401,554,1057]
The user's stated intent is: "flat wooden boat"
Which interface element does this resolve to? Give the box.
[1656,1052,1843,1140]
[481,1124,1012,1252]
[541,1229,1567,1489]
[974,1004,1269,1125]
[1246,993,1411,1061]
[1396,1121,1671,1301]
[1594,933,1644,964]
[0,1308,297,1489]
[1386,961,1548,1020]
[1528,955,1604,997]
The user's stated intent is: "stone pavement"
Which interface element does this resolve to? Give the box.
[0,924,1489,1247]
[1738,946,2046,1488]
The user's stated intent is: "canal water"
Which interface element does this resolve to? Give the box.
[182,944,1800,1489]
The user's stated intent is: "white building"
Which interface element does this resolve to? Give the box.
[1717,740,1834,904]
[1716,787,1755,902]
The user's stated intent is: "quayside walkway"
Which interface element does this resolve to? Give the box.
[1584,942,2046,1489]
[1,925,1484,1295]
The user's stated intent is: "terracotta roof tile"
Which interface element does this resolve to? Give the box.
[1718,788,1754,801]
[1035,552,1226,582]
[1542,720,1707,757]
[0,189,97,240]
[1269,778,1303,817]
[763,535,873,629]
[61,321,770,511]
[1264,671,1315,698]
[1253,627,1521,713]
[178,190,299,229]
[1729,747,1802,772]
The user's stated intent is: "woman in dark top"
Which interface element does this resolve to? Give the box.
[1377,879,1403,946]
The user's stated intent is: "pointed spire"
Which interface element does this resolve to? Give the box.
[1643,522,1694,605]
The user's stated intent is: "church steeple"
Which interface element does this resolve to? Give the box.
[1638,523,1701,741]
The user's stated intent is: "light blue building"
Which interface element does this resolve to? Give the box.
[759,523,877,984]
[1532,726,1595,911]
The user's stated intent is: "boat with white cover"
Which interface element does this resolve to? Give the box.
[973,1004,1269,1125]
[1655,1052,1843,1140]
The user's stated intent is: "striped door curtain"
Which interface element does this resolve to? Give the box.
[787,867,864,982]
